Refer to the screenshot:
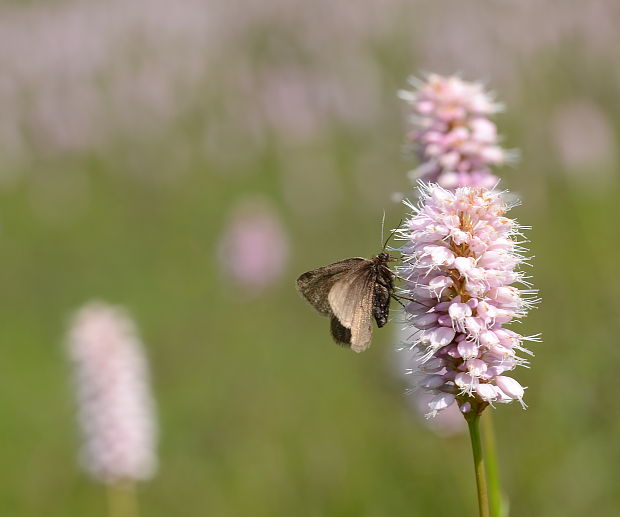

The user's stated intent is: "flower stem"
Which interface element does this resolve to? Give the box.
[466,414,490,517]
[106,481,139,517]
[482,412,506,517]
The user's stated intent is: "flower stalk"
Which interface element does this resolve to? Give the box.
[482,413,506,517]
[106,482,139,517]
[465,411,490,517]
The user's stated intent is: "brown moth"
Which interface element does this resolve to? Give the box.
[296,252,395,352]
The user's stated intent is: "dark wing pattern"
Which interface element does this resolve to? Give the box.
[330,316,352,346]
[328,267,376,352]
[296,258,368,315]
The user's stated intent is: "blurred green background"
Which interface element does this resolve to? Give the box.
[1,0,620,515]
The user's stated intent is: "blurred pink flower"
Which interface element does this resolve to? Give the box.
[397,184,539,417]
[66,302,158,484]
[399,74,510,189]
[415,1,619,86]
[550,99,617,186]
[1,0,617,163]
[0,0,212,155]
[218,197,289,294]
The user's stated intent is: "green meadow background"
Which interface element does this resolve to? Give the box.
[1,1,619,515]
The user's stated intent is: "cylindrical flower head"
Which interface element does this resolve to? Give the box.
[66,302,158,483]
[397,184,539,417]
[217,196,289,295]
[399,74,511,190]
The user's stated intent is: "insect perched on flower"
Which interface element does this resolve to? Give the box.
[297,250,396,352]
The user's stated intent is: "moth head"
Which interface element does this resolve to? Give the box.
[377,251,391,263]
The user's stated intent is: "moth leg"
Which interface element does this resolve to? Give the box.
[391,295,407,309]
[390,294,435,308]
[375,277,393,289]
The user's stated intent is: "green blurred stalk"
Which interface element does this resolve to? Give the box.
[107,482,139,517]
[466,413,490,517]
[482,412,507,517]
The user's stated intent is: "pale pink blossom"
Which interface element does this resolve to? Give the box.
[217,197,289,294]
[550,99,617,187]
[399,74,512,189]
[66,302,158,483]
[398,184,539,417]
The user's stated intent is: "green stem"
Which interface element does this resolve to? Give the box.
[106,481,139,517]
[467,414,490,517]
[482,412,505,517]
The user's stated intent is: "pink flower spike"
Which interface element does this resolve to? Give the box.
[400,74,509,189]
[218,197,289,295]
[66,302,158,484]
[398,184,539,417]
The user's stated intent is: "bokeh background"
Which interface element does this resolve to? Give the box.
[2,0,620,515]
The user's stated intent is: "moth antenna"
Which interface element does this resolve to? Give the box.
[382,219,403,252]
[380,210,386,247]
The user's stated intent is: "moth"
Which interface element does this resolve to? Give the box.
[296,252,395,352]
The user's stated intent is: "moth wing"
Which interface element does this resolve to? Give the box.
[327,265,373,327]
[296,258,368,315]
[349,279,375,353]
[328,267,375,353]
